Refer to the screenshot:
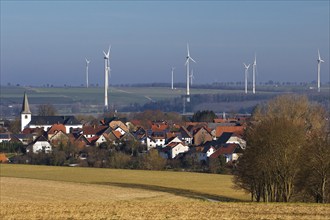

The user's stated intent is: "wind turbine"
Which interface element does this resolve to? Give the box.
[190,68,195,86]
[171,67,175,90]
[243,63,250,94]
[103,45,111,111]
[85,58,90,88]
[252,54,257,94]
[185,43,196,102]
[317,49,324,92]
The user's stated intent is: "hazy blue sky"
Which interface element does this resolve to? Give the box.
[1,1,329,86]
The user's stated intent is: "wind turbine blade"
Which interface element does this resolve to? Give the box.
[103,51,107,57]
[108,45,111,57]
[318,49,321,60]
[187,43,190,57]
[185,58,189,66]
[190,57,196,63]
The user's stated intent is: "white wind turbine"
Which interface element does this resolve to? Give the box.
[252,54,257,94]
[171,67,175,90]
[190,68,195,86]
[317,49,324,92]
[103,45,111,111]
[243,63,250,94]
[85,58,90,88]
[185,43,196,102]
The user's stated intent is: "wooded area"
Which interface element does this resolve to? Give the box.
[234,95,330,203]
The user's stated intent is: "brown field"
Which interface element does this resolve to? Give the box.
[1,164,329,219]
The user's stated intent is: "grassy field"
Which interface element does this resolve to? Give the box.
[1,86,239,105]
[1,164,329,219]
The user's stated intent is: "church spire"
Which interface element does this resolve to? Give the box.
[21,92,31,114]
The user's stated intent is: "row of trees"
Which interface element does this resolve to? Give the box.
[234,95,330,203]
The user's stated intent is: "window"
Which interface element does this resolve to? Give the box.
[25,115,28,119]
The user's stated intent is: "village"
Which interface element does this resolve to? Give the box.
[0,92,248,172]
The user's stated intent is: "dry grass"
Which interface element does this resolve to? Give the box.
[1,165,330,219]
[0,164,247,201]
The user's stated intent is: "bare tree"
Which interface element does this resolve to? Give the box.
[235,95,328,203]
[37,104,57,116]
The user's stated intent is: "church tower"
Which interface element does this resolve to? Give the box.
[21,92,31,131]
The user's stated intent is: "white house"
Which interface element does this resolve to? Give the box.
[226,135,246,149]
[159,142,189,159]
[26,136,52,153]
[146,136,165,150]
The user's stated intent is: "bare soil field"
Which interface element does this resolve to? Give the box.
[1,165,329,219]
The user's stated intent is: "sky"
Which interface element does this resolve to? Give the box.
[1,1,329,86]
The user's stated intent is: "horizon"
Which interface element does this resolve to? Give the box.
[1,1,329,86]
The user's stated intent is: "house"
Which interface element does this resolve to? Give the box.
[210,143,243,163]
[26,135,52,153]
[88,134,108,146]
[49,130,69,146]
[0,133,31,145]
[82,125,108,138]
[133,127,147,143]
[12,134,34,145]
[179,126,193,145]
[68,134,90,149]
[188,145,216,162]
[47,124,67,139]
[0,133,11,143]
[215,124,245,138]
[159,142,189,159]
[146,134,166,150]
[109,120,129,133]
[218,132,246,149]
[20,92,83,132]
[192,126,213,146]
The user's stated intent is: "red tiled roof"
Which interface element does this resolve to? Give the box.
[48,124,66,134]
[0,153,9,163]
[87,136,99,143]
[210,143,239,159]
[112,131,122,139]
[83,125,108,135]
[151,122,169,132]
[215,126,245,137]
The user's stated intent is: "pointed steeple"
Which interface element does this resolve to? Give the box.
[21,92,31,114]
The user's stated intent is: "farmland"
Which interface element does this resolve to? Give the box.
[1,85,329,117]
[1,164,329,219]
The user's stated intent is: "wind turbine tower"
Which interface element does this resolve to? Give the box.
[185,43,196,102]
[252,54,257,94]
[171,67,175,90]
[103,46,111,111]
[190,69,195,86]
[243,63,250,94]
[85,58,90,88]
[317,49,324,92]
